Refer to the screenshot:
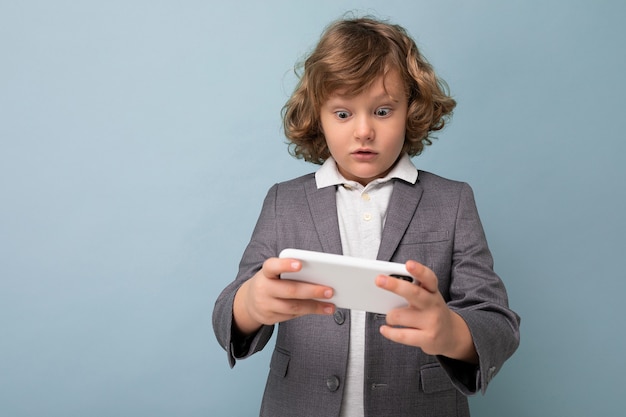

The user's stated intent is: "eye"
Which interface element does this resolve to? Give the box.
[335,111,351,119]
[375,107,391,117]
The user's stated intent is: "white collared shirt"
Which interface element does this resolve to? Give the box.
[315,153,418,417]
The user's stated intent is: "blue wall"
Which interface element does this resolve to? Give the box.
[1,1,625,416]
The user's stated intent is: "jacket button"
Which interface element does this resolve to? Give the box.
[326,375,340,392]
[333,310,345,325]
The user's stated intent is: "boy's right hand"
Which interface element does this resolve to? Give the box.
[232,257,336,335]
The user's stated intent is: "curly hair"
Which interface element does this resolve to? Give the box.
[282,16,456,164]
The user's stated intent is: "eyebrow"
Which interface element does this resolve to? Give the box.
[326,90,400,105]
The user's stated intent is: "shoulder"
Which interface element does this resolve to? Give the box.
[412,171,479,214]
[416,170,470,192]
[261,173,320,207]
[411,170,478,209]
[274,172,317,189]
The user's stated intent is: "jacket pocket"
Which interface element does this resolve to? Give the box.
[269,347,290,378]
[420,363,453,394]
[400,230,449,245]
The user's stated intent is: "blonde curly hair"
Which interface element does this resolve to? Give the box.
[283,16,456,164]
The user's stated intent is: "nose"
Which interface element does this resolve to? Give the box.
[354,115,374,142]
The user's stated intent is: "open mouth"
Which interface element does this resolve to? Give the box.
[352,149,378,160]
[353,149,376,155]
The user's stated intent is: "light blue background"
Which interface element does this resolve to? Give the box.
[1,1,625,416]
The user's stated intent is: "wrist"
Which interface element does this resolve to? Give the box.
[445,312,478,364]
[233,281,263,336]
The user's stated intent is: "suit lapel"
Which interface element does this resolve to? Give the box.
[377,179,423,261]
[303,176,423,260]
[304,179,344,255]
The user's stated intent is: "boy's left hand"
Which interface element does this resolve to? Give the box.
[376,260,478,364]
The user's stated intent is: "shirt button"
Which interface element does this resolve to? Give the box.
[363,213,372,221]
[361,193,370,201]
[333,310,345,325]
[326,375,340,392]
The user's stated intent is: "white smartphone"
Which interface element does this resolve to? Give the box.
[279,248,416,314]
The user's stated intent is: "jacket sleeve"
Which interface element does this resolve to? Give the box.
[212,184,280,367]
[437,183,520,395]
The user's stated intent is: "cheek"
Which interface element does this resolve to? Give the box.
[391,122,408,150]
[328,142,348,162]
[322,125,347,149]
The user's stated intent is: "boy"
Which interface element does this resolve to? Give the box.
[213,16,520,417]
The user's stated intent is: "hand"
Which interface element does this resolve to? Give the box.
[233,257,336,335]
[376,260,478,363]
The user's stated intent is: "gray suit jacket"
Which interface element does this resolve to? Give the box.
[213,171,520,417]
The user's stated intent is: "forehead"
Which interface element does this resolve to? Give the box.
[329,69,407,101]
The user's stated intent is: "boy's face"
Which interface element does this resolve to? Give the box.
[320,70,408,186]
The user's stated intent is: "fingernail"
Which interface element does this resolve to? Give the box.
[323,306,333,314]
[291,261,300,269]
[377,276,387,286]
[324,289,333,298]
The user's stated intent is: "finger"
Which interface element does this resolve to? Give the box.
[273,298,336,319]
[384,306,425,328]
[405,260,438,293]
[379,324,425,348]
[273,278,334,302]
[374,269,426,302]
[262,257,303,280]
[267,256,334,300]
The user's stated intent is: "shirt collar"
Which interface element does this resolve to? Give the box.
[315,153,418,189]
